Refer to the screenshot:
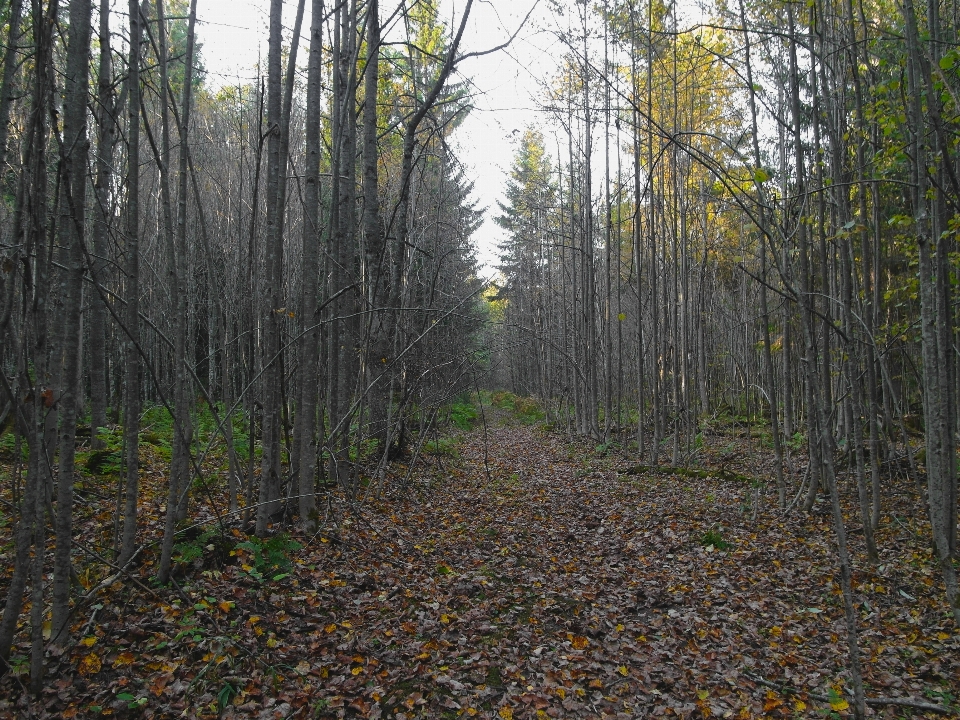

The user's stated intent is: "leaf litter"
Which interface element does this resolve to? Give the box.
[0,416,958,719]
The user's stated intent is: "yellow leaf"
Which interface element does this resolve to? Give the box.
[416,652,430,659]
[340,621,352,628]
[325,623,337,633]
[617,312,626,322]
[588,678,603,689]
[571,635,589,650]
[764,689,783,712]
[113,652,136,668]
[697,689,709,700]
[248,616,260,625]
[830,699,849,711]
[78,653,102,676]
[266,637,279,648]
[218,601,233,613]
[80,636,97,647]
[440,614,451,624]
[936,632,950,640]
[351,666,363,675]
[556,688,566,700]
[617,665,629,676]
[499,707,513,720]
[794,700,807,712]
[615,624,624,632]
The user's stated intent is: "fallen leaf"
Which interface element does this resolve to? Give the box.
[113,652,136,667]
[77,653,102,676]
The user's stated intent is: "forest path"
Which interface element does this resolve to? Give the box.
[354,419,796,719]
[13,415,958,719]
[278,416,957,719]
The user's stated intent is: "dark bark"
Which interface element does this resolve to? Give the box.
[50,0,93,646]
[158,0,199,584]
[118,0,143,566]
[88,0,115,450]
[255,0,287,535]
[296,0,324,528]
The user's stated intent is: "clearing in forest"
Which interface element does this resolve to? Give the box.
[1,409,958,719]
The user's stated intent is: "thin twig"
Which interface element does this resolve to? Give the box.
[744,670,956,715]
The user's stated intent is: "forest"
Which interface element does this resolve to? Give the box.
[0,0,958,715]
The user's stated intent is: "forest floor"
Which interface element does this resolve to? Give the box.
[1,404,959,719]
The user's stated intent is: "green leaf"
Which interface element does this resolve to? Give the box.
[116,692,136,702]
[753,168,769,184]
[940,54,955,71]
[827,687,849,711]
[218,682,238,712]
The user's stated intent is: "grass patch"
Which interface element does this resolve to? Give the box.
[424,436,460,457]
[490,391,544,424]
[447,397,479,430]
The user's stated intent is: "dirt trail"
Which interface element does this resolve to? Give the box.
[4,417,957,719]
[287,418,957,718]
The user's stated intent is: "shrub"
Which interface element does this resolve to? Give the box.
[235,533,301,581]
[698,527,732,551]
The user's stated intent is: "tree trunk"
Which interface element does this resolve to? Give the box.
[118,0,144,566]
[50,0,93,645]
[296,0,324,528]
[255,0,287,535]
[789,6,865,715]
[159,0,199,584]
[0,0,59,672]
[89,0,115,450]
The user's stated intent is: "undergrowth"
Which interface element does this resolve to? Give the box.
[490,391,544,424]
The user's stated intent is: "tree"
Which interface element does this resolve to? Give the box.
[495,128,557,400]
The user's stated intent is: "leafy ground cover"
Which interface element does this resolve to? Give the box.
[0,409,958,719]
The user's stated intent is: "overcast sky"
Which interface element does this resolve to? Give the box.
[189,0,556,274]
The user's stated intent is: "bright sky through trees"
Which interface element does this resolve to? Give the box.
[192,0,551,271]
